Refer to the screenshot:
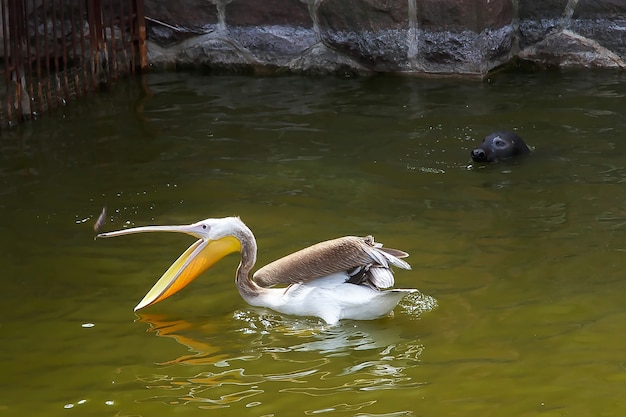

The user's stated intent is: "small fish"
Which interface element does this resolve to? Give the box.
[94,206,107,232]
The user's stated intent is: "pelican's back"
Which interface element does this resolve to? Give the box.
[252,235,410,289]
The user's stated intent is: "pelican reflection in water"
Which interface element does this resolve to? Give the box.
[97,216,416,324]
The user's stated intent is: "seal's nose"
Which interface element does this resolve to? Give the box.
[471,148,486,161]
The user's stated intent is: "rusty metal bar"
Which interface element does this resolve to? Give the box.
[0,0,147,127]
[117,0,125,66]
[135,0,147,71]
[125,0,132,73]
[42,0,52,112]
[34,0,43,116]
[59,1,70,101]
[78,0,88,94]
[7,0,20,121]
[23,0,33,118]
[51,0,62,107]
[100,0,109,84]
[69,1,80,99]
[88,0,103,87]
[1,1,7,66]
[127,0,135,70]
[2,0,10,122]
[108,0,117,79]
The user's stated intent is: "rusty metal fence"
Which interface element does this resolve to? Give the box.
[0,0,146,127]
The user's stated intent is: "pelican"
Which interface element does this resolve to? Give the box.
[97,216,416,324]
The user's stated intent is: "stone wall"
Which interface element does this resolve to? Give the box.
[144,0,626,77]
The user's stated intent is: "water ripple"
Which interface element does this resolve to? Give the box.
[131,300,434,412]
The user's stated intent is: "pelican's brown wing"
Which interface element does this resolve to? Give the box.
[252,235,410,290]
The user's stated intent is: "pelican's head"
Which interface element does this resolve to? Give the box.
[97,216,248,311]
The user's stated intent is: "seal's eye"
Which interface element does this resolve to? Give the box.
[494,138,506,148]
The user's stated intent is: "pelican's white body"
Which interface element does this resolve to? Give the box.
[245,273,416,324]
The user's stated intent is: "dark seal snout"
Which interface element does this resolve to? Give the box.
[471,148,488,162]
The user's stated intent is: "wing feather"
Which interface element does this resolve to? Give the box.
[252,235,410,290]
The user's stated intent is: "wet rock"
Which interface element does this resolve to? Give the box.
[144,2,217,45]
[227,0,312,27]
[518,29,626,69]
[417,0,513,32]
[574,0,626,17]
[142,0,626,76]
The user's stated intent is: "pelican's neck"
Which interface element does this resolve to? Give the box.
[232,221,261,300]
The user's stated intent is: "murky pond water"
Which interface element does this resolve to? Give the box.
[2,70,626,416]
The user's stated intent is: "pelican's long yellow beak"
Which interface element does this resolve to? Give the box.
[133,236,241,310]
[97,224,241,311]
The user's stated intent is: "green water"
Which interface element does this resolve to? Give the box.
[2,71,626,416]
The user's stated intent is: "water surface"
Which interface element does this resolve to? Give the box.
[1,71,626,416]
